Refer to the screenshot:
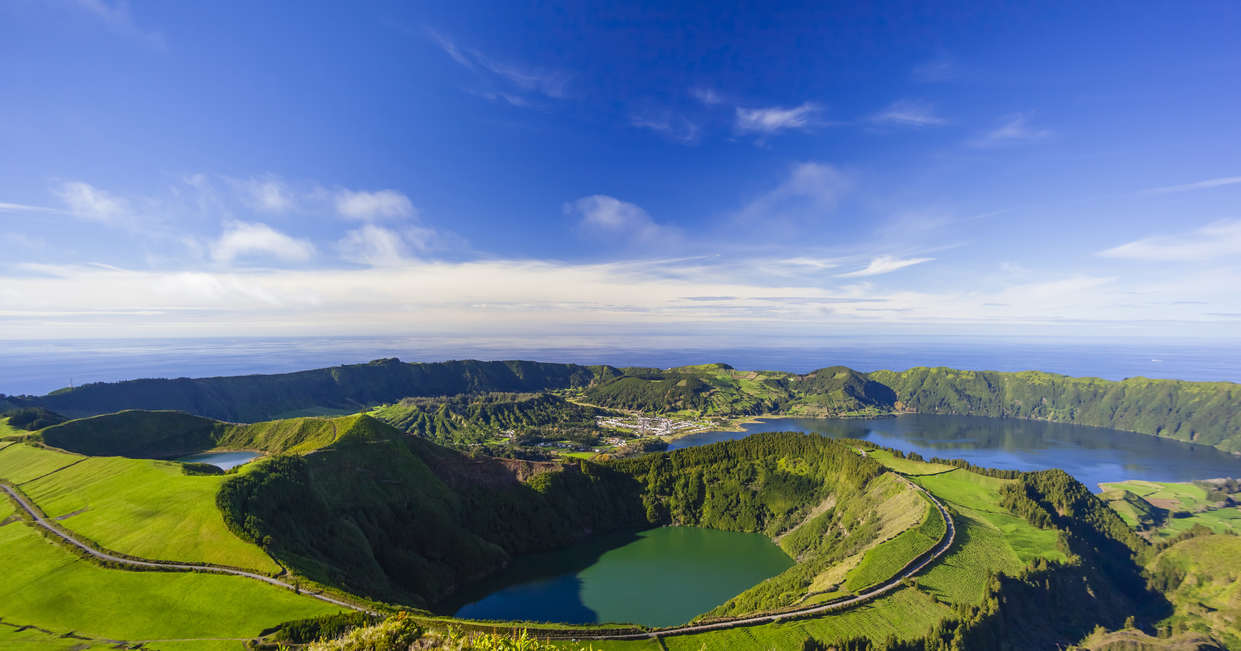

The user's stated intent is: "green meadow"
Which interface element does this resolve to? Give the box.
[0,502,339,647]
[0,443,280,573]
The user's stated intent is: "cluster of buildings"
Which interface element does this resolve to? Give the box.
[596,415,711,438]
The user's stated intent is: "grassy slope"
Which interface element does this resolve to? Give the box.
[218,415,348,454]
[0,513,338,644]
[0,443,280,573]
[914,469,1065,564]
[0,416,21,437]
[1148,534,1241,649]
[843,498,944,592]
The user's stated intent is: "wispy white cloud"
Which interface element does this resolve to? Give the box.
[970,114,1051,147]
[334,189,416,221]
[870,99,947,127]
[338,224,412,267]
[1141,176,1241,195]
[74,0,165,49]
[735,102,820,134]
[1098,220,1241,262]
[428,29,569,102]
[566,195,678,244]
[55,181,130,223]
[238,178,295,214]
[690,87,724,106]
[630,111,700,144]
[737,162,851,224]
[0,201,60,214]
[836,255,934,277]
[211,221,315,264]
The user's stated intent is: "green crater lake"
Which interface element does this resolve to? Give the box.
[448,526,793,627]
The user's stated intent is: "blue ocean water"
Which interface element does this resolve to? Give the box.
[2,335,1240,396]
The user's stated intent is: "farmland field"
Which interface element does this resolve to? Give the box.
[0,443,280,573]
[0,496,340,646]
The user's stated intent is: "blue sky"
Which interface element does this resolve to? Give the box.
[2,1,1240,342]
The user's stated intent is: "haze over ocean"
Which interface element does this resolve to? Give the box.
[4,335,1240,397]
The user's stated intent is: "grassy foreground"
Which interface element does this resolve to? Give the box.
[0,443,280,573]
[0,495,339,648]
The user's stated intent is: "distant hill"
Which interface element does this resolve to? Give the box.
[871,367,1241,454]
[8,358,608,422]
[39,409,365,458]
[7,358,1241,454]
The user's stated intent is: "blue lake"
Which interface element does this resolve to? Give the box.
[670,414,1241,491]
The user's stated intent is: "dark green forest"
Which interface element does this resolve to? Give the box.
[369,392,610,447]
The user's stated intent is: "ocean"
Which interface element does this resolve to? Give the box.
[3,335,1240,396]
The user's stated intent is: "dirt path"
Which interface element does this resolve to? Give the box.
[0,482,374,615]
[550,474,956,642]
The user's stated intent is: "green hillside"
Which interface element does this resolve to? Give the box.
[1146,533,1241,649]
[871,367,1241,453]
[41,409,225,457]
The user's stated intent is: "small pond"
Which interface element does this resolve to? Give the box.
[176,451,259,470]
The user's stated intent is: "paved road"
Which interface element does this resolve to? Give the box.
[553,475,957,642]
[0,482,373,615]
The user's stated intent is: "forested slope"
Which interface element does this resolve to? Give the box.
[872,367,1241,453]
[370,392,610,446]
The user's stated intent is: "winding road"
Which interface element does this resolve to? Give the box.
[0,482,374,615]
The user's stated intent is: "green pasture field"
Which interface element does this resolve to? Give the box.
[913,469,1065,565]
[1,443,280,573]
[0,443,84,484]
[1101,479,1241,539]
[1102,480,1210,508]
[0,513,340,647]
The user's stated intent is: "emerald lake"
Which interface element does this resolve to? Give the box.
[448,526,793,627]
